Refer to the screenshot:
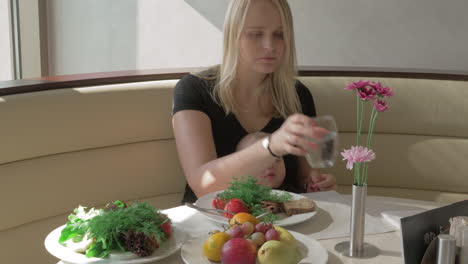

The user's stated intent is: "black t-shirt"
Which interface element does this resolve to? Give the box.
[172,74,317,203]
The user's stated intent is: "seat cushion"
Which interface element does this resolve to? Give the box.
[0,140,186,232]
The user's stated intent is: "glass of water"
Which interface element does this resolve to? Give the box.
[303,115,339,168]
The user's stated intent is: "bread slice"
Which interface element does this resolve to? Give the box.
[261,200,284,214]
[282,198,316,216]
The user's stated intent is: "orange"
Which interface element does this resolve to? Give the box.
[202,232,232,261]
[229,212,259,226]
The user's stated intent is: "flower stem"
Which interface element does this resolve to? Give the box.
[354,162,361,185]
[362,163,369,184]
[366,108,379,149]
[362,107,379,184]
[354,93,365,185]
[356,93,364,146]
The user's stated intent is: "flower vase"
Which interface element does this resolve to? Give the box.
[334,184,379,258]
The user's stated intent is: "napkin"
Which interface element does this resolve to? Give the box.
[381,209,426,229]
[291,191,397,240]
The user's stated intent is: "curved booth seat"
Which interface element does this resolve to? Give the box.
[0,67,467,263]
[0,78,187,264]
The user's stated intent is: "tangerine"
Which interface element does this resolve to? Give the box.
[202,232,232,261]
[229,212,260,226]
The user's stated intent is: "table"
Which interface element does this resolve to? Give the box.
[57,192,442,264]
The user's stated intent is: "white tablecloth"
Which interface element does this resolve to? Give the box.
[170,191,438,241]
[57,191,442,264]
[300,191,397,239]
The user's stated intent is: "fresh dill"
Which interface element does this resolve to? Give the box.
[218,176,292,222]
[59,201,168,258]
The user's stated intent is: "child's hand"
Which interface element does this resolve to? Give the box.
[306,173,337,192]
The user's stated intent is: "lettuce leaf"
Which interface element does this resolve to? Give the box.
[59,206,103,244]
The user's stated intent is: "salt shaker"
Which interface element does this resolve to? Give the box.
[437,234,456,264]
[460,226,468,264]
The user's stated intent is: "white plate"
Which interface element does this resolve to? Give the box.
[44,225,186,264]
[180,230,328,264]
[195,190,317,227]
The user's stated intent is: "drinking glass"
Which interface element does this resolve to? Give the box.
[303,115,339,168]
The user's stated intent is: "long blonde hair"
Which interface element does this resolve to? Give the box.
[198,0,301,118]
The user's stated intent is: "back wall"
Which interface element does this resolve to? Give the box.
[45,0,468,75]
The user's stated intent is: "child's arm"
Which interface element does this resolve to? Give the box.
[297,157,336,192]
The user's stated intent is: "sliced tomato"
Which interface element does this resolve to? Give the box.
[212,196,227,210]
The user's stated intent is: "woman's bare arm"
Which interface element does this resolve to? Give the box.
[172,110,278,198]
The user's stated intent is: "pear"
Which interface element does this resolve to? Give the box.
[257,240,300,264]
[273,225,297,248]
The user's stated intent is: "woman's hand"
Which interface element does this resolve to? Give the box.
[306,173,337,192]
[269,114,329,157]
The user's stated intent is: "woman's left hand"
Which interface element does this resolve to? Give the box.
[306,173,337,192]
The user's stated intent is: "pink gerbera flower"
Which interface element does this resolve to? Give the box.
[370,82,394,97]
[345,80,370,90]
[374,100,389,112]
[357,86,377,101]
[341,146,376,170]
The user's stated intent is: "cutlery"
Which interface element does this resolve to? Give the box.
[185,202,235,217]
[185,202,270,219]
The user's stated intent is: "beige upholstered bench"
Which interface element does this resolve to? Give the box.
[298,74,468,203]
[0,67,467,263]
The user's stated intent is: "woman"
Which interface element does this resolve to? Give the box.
[172,0,336,203]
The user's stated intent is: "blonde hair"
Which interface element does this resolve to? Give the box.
[196,0,302,118]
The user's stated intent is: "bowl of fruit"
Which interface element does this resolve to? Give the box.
[180,212,328,264]
[44,200,186,263]
[196,176,318,226]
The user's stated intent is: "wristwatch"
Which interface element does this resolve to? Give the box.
[262,135,281,158]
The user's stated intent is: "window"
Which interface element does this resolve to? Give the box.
[4,1,467,79]
[0,0,13,81]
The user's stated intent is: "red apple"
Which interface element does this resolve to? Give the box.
[221,238,256,264]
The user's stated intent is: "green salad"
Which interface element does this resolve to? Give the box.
[218,176,292,222]
[59,200,171,258]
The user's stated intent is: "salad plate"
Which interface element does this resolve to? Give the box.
[180,229,328,264]
[195,190,317,227]
[44,225,186,264]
